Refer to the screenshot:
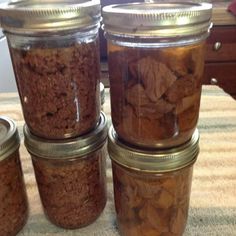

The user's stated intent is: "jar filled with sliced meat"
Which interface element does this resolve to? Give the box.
[103,2,212,148]
[108,126,199,236]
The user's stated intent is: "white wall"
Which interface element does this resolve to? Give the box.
[0,0,17,92]
[0,37,17,92]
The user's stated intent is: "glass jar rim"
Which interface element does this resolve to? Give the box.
[0,116,20,161]
[0,0,101,34]
[108,126,199,173]
[24,112,108,160]
[102,1,212,38]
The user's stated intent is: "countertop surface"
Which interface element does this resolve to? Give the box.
[0,86,236,236]
[212,2,236,25]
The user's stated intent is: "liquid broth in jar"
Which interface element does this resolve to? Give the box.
[108,126,200,236]
[103,2,212,148]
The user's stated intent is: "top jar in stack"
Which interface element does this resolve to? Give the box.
[103,1,212,148]
[0,0,101,139]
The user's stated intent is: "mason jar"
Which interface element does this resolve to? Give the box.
[0,116,28,235]
[103,2,212,148]
[24,112,107,229]
[108,126,199,236]
[0,0,101,139]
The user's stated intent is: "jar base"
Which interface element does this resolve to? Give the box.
[43,199,107,230]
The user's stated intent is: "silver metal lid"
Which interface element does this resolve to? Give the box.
[24,112,107,159]
[102,2,212,37]
[108,126,199,173]
[0,116,20,161]
[0,0,101,34]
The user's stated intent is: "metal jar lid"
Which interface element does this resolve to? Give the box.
[24,112,107,159]
[0,0,101,34]
[108,126,199,173]
[102,2,212,38]
[0,116,20,162]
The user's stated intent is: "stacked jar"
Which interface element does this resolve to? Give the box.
[0,0,107,229]
[103,2,212,236]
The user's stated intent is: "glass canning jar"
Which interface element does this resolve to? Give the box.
[0,116,28,236]
[108,126,199,236]
[103,2,212,148]
[0,0,101,139]
[24,112,108,229]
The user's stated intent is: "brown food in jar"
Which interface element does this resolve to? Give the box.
[10,40,100,139]
[31,149,107,229]
[112,162,193,236]
[0,150,28,236]
[108,43,205,148]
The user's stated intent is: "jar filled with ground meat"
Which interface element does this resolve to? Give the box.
[24,112,107,229]
[0,116,28,235]
[108,127,199,236]
[0,0,101,139]
[103,2,212,148]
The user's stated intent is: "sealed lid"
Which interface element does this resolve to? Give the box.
[0,0,101,34]
[108,126,199,173]
[102,2,212,38]
[24,112,107,159]
[0,116,20,161]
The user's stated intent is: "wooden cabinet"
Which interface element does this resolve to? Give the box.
[203,26,236,96]
[206,26,236,62]
[204,62,236,94]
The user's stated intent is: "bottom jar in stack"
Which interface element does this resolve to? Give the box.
[108,127,199,236]
[0,116,28,236]
[24,112,107,229]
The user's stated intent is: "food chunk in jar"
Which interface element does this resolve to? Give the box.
[108,43,205,148]
[32,150,107,229]
[10,39,100,139]
[112,162,193,236]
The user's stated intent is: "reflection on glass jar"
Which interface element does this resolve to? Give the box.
[0,116,28,235]
[108,126,199,236]
[24,113,108,229]
[103,2,212,148]
[0,0,101,139]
